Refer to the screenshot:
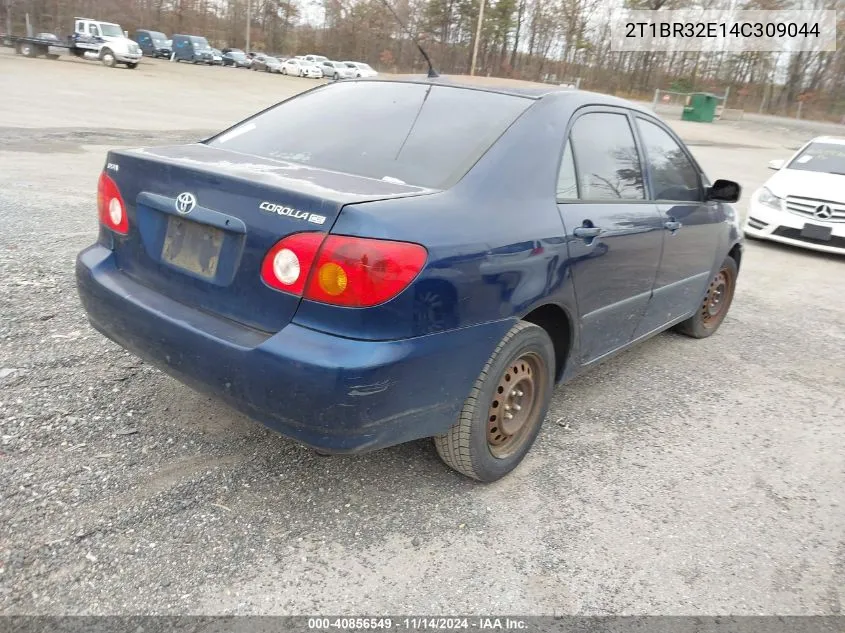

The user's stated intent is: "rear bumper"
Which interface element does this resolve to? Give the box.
[76,245,511,453]
[745,194,845,255]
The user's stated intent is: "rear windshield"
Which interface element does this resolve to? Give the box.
[787,142,845,174]
[207,81,532,189]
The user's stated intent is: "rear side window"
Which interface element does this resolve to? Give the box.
[636,118,701,201]
[568,112,644,200]
[557,139,578,199]
[208,82,533,189]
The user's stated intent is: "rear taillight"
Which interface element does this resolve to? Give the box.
[305,235,427,307]
[97,171,128,235]
[260,232,325,295]
[260,233,427,307]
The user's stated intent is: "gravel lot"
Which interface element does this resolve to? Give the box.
[1,50,843,616]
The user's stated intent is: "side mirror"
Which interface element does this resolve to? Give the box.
[706,179,741,203]
[768,159,785,170]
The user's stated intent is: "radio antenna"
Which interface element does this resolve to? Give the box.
[378,0,440,78]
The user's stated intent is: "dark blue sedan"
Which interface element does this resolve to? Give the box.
[76,79,743,482]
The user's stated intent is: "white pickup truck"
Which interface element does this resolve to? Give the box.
[9,17,143,68]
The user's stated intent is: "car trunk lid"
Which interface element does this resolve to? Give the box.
[104,143,437,333]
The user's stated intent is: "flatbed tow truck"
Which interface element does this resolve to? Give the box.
[2,17,143,68]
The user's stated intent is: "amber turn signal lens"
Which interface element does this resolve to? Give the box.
[318,262,348,296]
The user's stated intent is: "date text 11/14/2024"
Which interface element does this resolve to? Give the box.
[307,617,529,630]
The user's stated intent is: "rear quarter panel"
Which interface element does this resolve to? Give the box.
[291,95,583,352]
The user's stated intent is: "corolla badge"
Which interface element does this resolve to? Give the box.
[259,201,326,225]
[175,192,197,215]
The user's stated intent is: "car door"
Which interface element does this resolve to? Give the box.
[631,115,722,336]
[556,108,665,364]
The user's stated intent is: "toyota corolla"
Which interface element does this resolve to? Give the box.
[76,79,743,482]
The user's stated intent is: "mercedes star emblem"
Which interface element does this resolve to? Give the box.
[814,204,833,220]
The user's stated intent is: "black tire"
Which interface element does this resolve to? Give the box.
[46,54,60,60]
[675,255,738,339]
[21,43,35,57]
[434,321,555,482]
[333,72,339,80]
[126,62,138,69]
[100,48,116,67]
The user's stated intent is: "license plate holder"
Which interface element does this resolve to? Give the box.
[161,216,224,279]
[801,223,832,241]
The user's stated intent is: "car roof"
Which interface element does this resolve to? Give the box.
[352,77,653,112]
[808,136,845,145]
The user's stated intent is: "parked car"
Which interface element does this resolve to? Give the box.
[210,47,223,64]
[251,54,282,73]
[134,29,171,58]
[744,135,845,254]
[76,80,743,482]
[171,34,214,63]
[320,60,355,80]
[281,58,322,78]
[343,61,378,77]
[222,48,250,68]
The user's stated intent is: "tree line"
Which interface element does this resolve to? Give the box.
[4,0,845,121]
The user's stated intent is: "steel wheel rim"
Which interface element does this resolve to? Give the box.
[487,352,545,459]
[701,266,733,328]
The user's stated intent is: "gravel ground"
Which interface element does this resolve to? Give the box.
[0,49,843,616]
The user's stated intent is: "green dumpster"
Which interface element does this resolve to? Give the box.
[682,92,718,122]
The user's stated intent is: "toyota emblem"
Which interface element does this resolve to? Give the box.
[814,204,833,220]
[175,192,197,215]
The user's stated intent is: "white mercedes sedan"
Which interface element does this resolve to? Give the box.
[745,135,845,254]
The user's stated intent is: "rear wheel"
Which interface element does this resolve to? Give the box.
[675,255,738,338]
[434,321,554,482]
[126,62,138,69]
[46,53,60,60]
[100,48,116,67]
[21,43,35,57]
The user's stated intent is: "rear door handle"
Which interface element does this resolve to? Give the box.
[664,220,682,231]
[573,226,602,239]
